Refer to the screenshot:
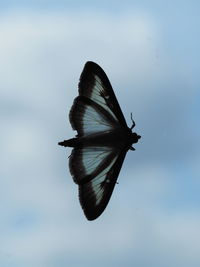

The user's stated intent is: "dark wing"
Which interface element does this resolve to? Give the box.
[69,146,128,220]
[69,61,127,137]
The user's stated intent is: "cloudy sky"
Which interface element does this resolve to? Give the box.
[1,1,200,266]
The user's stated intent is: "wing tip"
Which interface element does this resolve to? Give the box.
[84,211,100,221]
[78,185,105,221]
[84,61,101,69]
[81,204,105,221]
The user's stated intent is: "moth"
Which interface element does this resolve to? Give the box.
[59,61,141,220]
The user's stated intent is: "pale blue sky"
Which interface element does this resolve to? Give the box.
[0,1,200,267]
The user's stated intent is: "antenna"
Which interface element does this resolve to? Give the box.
[130,112,135,130]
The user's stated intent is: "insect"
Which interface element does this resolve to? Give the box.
[59,61,141,220]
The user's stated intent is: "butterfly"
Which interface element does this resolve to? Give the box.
[59,61,141,220]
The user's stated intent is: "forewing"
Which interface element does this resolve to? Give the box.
[70,61,127,137]
[69,146,128,220]
[79,61,127,126]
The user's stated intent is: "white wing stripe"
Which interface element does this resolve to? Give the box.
[82,148,111,175]
[90,156,117,205]
[69,146,116,184]
[81,104,114,134]
[92,75,118,120]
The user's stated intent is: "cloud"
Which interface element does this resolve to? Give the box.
[0,8,199,267]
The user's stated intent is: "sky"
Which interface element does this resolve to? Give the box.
[0,1,200,267]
